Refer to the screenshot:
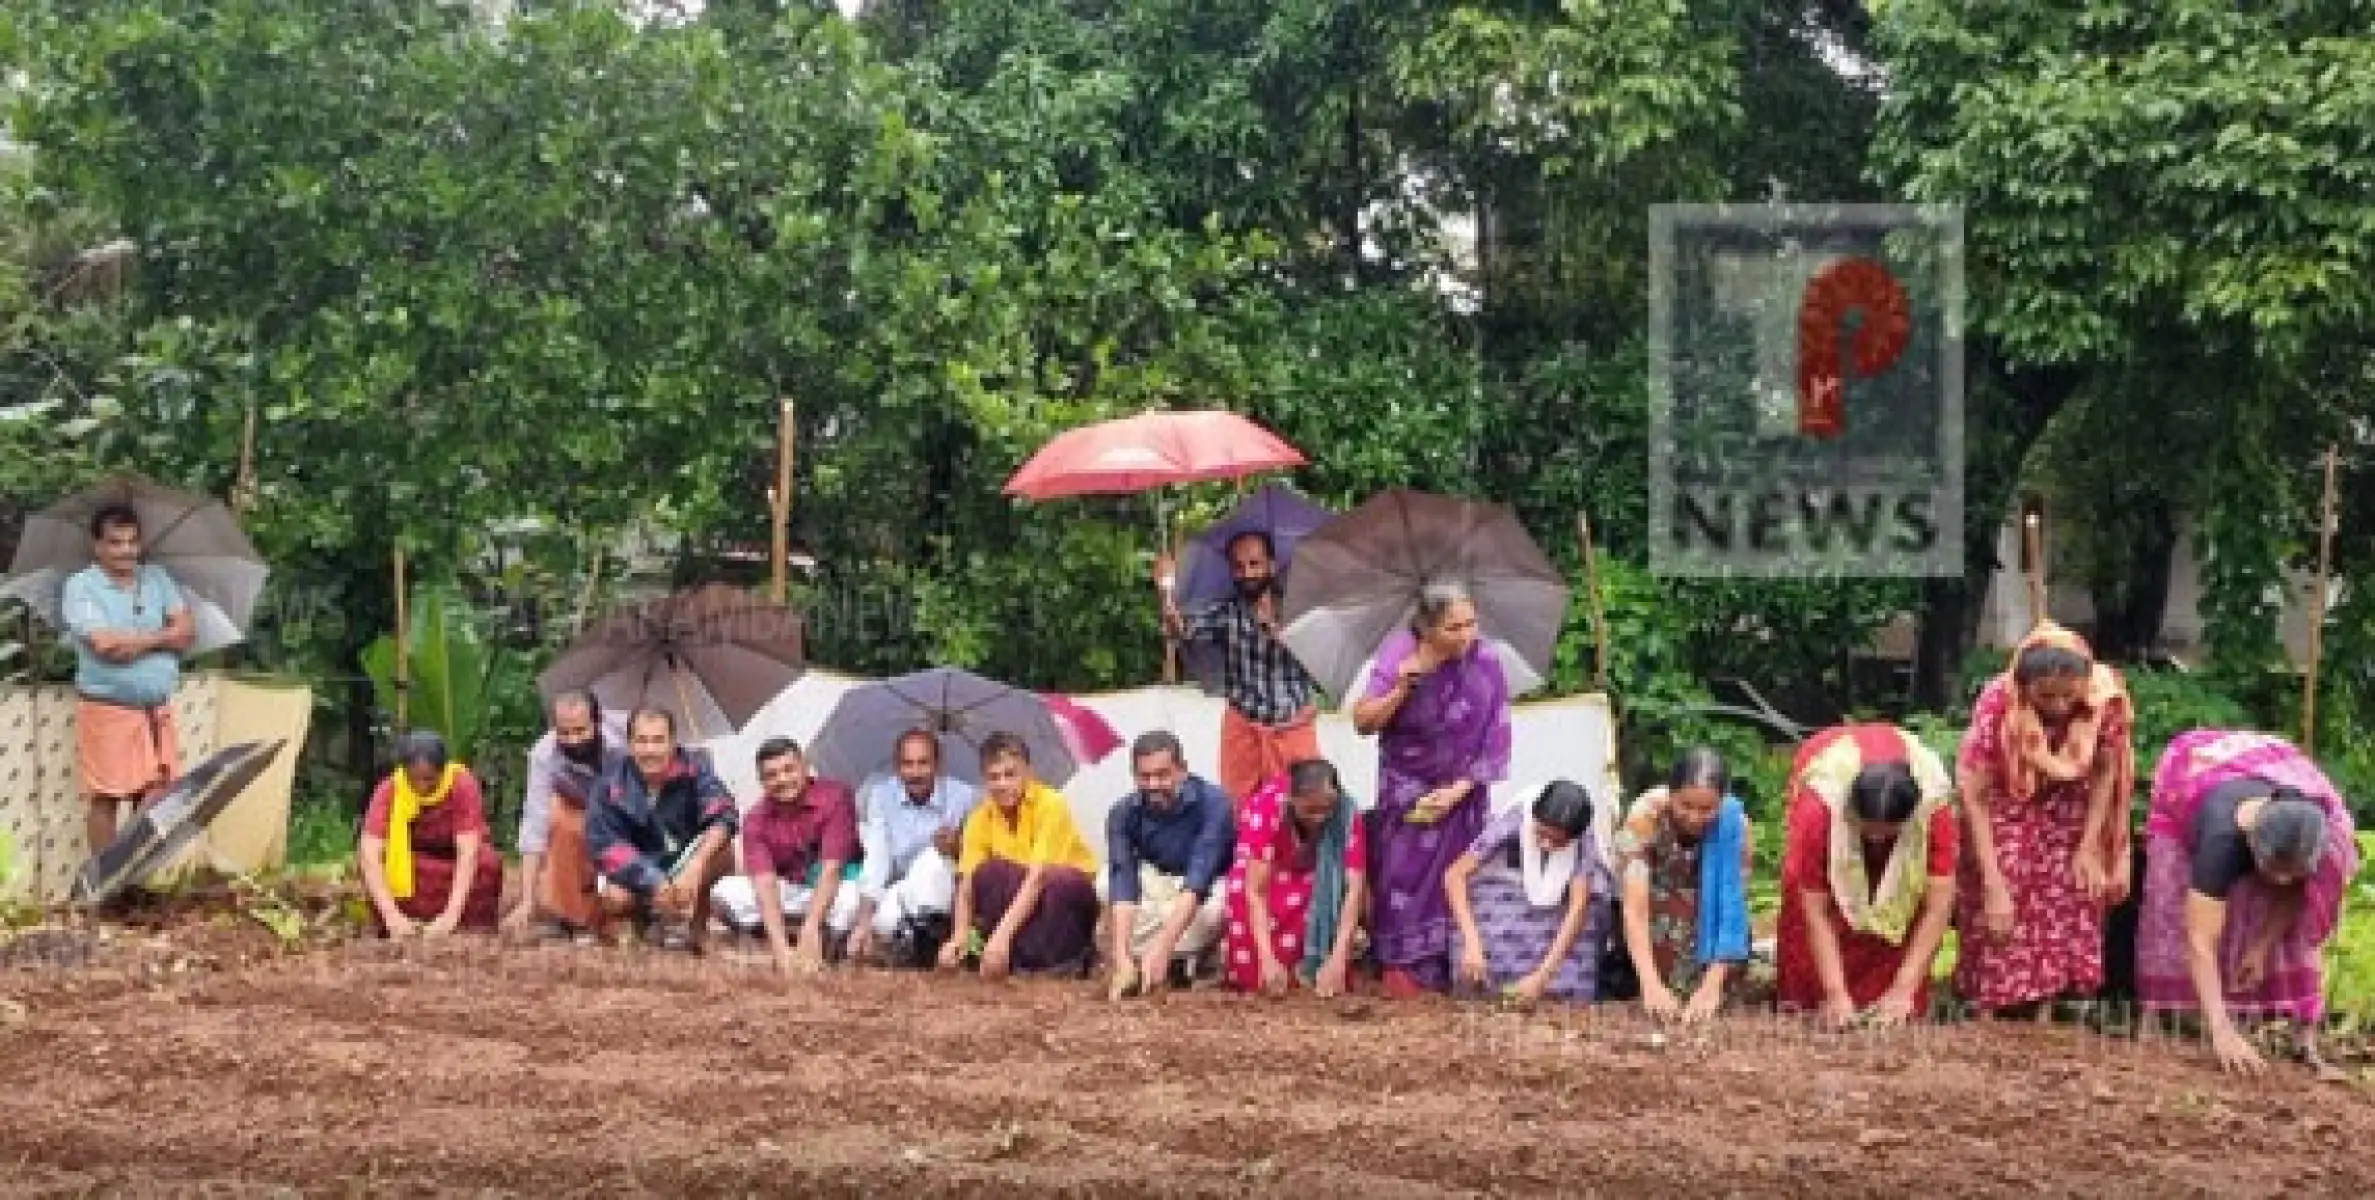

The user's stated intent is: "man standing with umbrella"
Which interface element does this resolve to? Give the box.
[60,503,196,858]
[1161,529,1322,811]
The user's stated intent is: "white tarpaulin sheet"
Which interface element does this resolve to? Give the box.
[700,672,1622,859]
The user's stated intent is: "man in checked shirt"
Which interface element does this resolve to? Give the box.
[1161,530,1322,812]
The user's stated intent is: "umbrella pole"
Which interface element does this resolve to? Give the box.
[392,547,410,732]
[772,396,796,605]
[1575,511,1611,696]
[670,656,705,744]
[2302,445,2340,755]
[2023,508,2049,630]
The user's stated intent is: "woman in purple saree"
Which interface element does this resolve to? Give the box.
[1352,582,1513,999]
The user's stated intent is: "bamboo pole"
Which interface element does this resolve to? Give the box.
[2023,508,2048,629]
[771,397,795,605]
[233,400,259,516]
[1575,511,1611,695]
[570,544,607,637]
[391,547,410,732]
[2302,445,2340,755]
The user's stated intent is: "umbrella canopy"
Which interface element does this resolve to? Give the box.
[1039,691,1123,768]
[536,584,805,738]
[807,667,1104,789]
[72,739,287,906]
[1175,482,1334,610]
[1002,410,1306,500]
[2,475,269,655]
[1279,489,1571,700]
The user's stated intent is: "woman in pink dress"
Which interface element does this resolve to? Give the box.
[1224,760,1368,998]
[1953,623,2135,1016]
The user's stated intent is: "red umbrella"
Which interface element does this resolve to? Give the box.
[1038,691,1123,767]
[1002,410,1306,500]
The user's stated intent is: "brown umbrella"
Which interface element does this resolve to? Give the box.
[536,585,805,739]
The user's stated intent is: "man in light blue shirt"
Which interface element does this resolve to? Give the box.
[848,730,980,964]
[59,502,194,857]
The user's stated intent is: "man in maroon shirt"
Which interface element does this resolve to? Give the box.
[710,737,861,974]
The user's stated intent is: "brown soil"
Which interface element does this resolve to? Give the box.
[2,897,2373,1198]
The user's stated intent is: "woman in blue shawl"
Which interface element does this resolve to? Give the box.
[1352,581,1514,999]
[1612,746,1754,1023]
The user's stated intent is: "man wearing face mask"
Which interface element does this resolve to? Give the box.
[507,690,627,940]
[1160,530,1321,812]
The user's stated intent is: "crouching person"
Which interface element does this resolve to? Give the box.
[1101,731,1234,999]
[847,730,979,967]
[937,732,1101,979]
[710,737,862,973]
[586,707,739,952]
[359,730,504,938]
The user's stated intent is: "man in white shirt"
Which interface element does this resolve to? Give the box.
[848,730,980,965]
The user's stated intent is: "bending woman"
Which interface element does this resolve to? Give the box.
[1954,624,2135,1017]
[1613,748,1753,1024]
[1447,780,1613,1005]
[1223,759,1368,999]
[2136,730,2360,1077]
[1775,725,1959,1028]
[358,730,504,938]
[1351,580,1512,999]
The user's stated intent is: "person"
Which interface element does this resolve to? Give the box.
[849,730,980,966]
[1446,780,1613,1006]
[356,730,503,938]
[585,707,740,951]
[1953,624,2136,1018]
[1100,731,1235,999]
[1774,725,1959,1029]
[2136,729,2360,1077]
[507,690,626,939]
[937,732,1101,979]
[710,737,861,974]
[1612,747,1753,1025]
[1351,581,1513,1000]
[1162,531,1323,810]
[60,502,195,858]
[1223,759,1368,998]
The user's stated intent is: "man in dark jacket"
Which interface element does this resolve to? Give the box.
[586,707,740,951]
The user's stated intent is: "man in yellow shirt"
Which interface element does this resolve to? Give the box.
[937,731,1102,979]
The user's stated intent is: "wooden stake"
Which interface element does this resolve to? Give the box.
[570,544,606,637]
[2302,445,2340,755]
[391,546,410,732]
[772,397,796,605]
[1575,511,1611,695]
[2023,509,2048,629]
[233,400,259,516]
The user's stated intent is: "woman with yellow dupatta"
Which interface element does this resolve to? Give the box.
[359,730,504,938]
[1953,624,2135,1016]
[1775,725,1960,1027]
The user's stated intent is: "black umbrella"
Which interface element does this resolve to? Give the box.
[72,739,288,907]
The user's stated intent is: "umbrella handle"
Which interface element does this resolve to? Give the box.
[670,657,705,744]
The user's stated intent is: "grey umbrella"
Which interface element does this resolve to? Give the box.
[73,739,287,906]
[1278,489,1571,700]
[535,585,806,740]
[2,476,269,655]
[807,667,1084,789]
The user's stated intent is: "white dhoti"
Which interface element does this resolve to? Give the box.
[866,847,958,935]
[709,873,862,935]
[1097,864,1226,961]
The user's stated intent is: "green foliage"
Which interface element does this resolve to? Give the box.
[361,585,514,765]
[2329,833,2375,1023]
[0,828,15,893]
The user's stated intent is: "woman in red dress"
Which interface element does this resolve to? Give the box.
[1775,724,1959,1026]
[358,730,504,938]
[1953,624,2135,1016]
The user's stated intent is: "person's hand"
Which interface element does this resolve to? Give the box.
[1313,955,1348,1000]
[844,924,873,964]
[1819,992,1857,1031]
[2237,942,2273,992]
[936,939,964,971]
[383,913,419,940]
[1642,982,1681,1023]
[1982,880,2017,944]
[1107,960,1143,1002]
[424,913,460,939]
[1681,981,1724,1026]
[1457,938,1489,988]
[2071,850,2107,905]
[501,902,536,937]
[1864,989,1918,1030]
[1258,952,1292,997]
[932,828,963,859]
[1507,970,1549,1007]
[1138,950,1175,1000]
[1398,645,1441,686]
[2212,1025,2266,1075]
[979,936,1012,980]
[791,936,826,974]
